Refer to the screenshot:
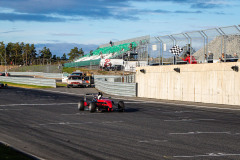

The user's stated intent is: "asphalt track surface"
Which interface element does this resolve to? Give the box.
[0,87,240,160]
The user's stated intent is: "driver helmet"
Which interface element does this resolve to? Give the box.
[98,92,102,99]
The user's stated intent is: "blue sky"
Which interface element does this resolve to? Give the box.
[0,0,239,56]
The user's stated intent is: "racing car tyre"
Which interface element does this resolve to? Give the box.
[78,100,84,111]
[89,102,96,113]
[118,101,125,112]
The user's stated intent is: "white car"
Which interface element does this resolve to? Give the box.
[67,75,84,88]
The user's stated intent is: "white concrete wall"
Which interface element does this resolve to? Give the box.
[136,62,240,105]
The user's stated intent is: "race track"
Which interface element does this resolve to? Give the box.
[0,87,240,160]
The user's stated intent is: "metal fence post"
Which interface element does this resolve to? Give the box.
[218,28,227,62]
[168,35,175,64]
[199,31,207,63]
[184,33,192,64]
[155,37,163,65]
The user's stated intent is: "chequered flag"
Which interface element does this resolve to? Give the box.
[169,45,183,56]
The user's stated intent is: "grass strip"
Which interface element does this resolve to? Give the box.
[56,82,67,87]
[0,81,54,89]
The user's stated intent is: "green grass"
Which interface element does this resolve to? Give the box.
[0,143,35,160]
[56,82,67,87]
[0,81,54,89]
[62,67,78,73]
[62,67,93,73]
[62,67,115,75]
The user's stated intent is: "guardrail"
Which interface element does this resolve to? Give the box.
[94,75,135,83]
[94,75,137,97]
[9,72,62,79]
[0,76,56,88]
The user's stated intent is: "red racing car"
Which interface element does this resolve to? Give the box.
[78,92,125,112]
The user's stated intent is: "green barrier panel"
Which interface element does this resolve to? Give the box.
[70,40,141,64]
[64,59,100,68]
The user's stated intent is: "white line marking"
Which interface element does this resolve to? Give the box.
[0,103,77,107]
[102,121,123,124]
[164,119,215,122]
[38,89,85,96]
[0,109,23,111]
[39,122,91,126]
[37,121,124,126]
[139,140,168,143]
[174,153,240,158]
[61,113,104,116]
[165,119,193,122]
[112,97,240,111]
[159,110,203,113]
[124,102,148,104]
[198,119,216,121]
[32,89,240,111]
[33,99,56,101]
[170,131,231,135]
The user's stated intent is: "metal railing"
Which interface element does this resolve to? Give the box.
[0,76,56,88]
[149,25,240,65]
[94,74,135,83]
[94,75,137,97]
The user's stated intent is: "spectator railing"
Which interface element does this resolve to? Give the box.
[149,25,240,65]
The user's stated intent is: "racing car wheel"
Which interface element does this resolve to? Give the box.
[118,101,125,112]
[89,102,96,113]
[78,100,84,111]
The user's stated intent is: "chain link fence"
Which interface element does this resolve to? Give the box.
[7,65,63,73]
[148,25,240,65]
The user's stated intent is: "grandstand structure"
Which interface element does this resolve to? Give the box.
[64,35,150,71]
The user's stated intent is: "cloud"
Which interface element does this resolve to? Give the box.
[0,0,134,20]
[0,0,232,22]
[1,29,25,34]
[191,2,221,9]
[98,31,116,34]
[50,33,82,36]
[0,13,66,22]
[175,10,202,14]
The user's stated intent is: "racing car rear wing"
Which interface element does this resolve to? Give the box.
[84,93,111,101]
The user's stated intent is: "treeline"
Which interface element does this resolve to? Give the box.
[0,42,85,66]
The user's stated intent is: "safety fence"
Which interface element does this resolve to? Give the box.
[149,25,240,65]
[99,35,150,48]
[94,75,137,97]
[9,65,63,73]
[0,76,56,88]
[64,59,100,68]
[9,72,63,79]
[94,74,135,83]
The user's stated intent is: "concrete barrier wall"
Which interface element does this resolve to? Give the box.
[136,62,240,105]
